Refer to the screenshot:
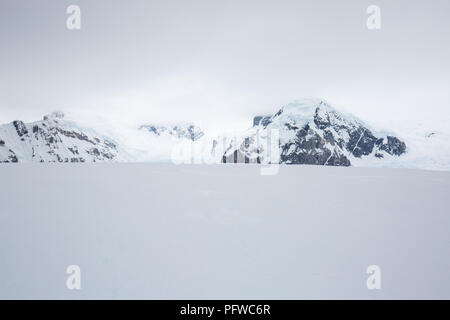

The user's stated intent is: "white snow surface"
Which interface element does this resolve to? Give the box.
[355,128,450,171]
[0,163,449,299]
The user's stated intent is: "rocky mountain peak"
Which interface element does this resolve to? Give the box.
[223,99,407,166]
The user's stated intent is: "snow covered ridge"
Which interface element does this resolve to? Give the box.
[0,112,128,163]
[221,99,407,166]
[139,124,204,141]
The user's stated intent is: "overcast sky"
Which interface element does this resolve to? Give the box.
[1,0,449,133]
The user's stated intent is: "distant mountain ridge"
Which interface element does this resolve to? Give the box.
[139,124,204,141]
[0,99,413,168]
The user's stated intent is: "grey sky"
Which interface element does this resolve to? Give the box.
[1,0,449,132]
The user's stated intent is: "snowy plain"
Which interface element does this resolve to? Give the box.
[0,163,449,299]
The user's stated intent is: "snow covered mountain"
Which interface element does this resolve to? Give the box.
[0,112,129,163]
[222,99,407,166]
[139,124,204,141]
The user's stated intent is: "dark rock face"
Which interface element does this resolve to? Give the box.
[68,146,79,155]
[13,120,28,137]
[54,127,95,144]
[141,125,160,135]
[345,128,374,157]
[376,136,407,156]
[280,124,351,166]
[0,148,18,163]
[43,111,64,121]
[8,150,18,163]
[281,143,351,166]
[253,115,272,127]
[184,125,204,141]
[313,106,380,158]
